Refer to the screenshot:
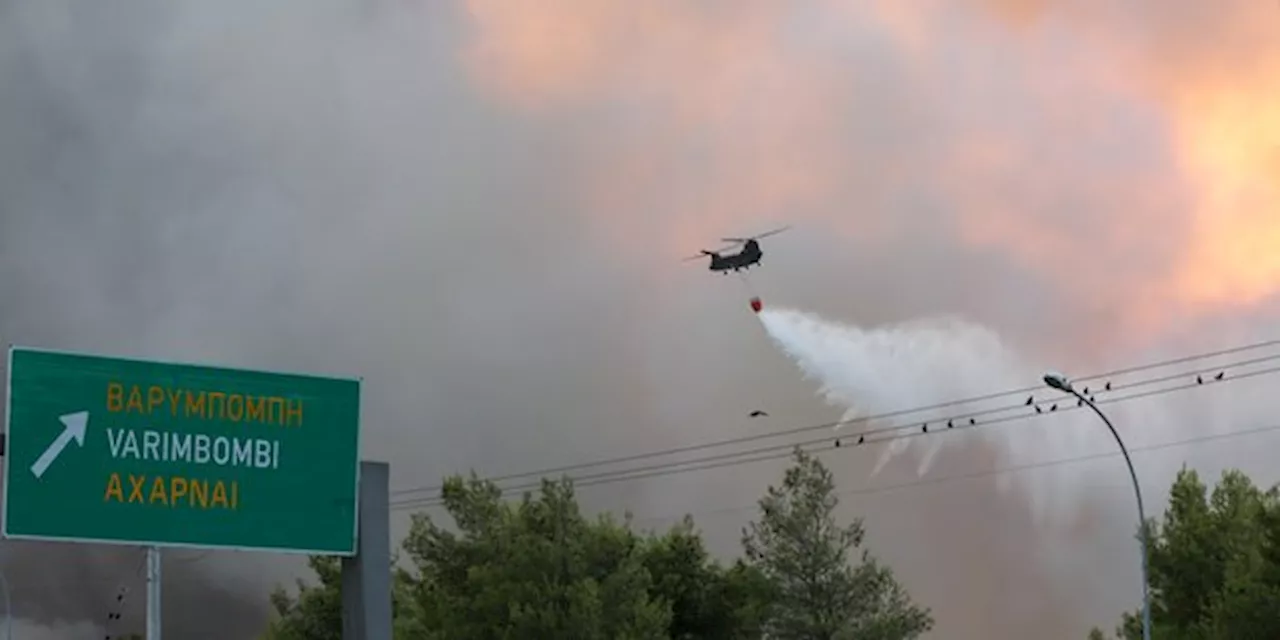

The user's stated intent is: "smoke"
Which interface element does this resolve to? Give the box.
[0,0,690,635]
[0,542,265,639]
[755,305,1113,527]
[748,303,1280,635]
[4,0,1280,638]
[758,308,1031,477]
[9,618,103,640]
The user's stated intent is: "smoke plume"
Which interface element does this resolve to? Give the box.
[5,0,1280,638]
[747,303,1280,635]
[758,308,1032,476]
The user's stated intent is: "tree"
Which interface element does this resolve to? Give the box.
[741,447,933,639]
[260,470,802,638]
[1093,467,1280,639]
[400,473,671,639]
[263,554,418,639]
[264,555,342,640]
[638,515,770,638]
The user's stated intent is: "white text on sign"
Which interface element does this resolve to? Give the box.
[106,429,281,470]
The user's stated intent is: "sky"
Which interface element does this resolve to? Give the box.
[1,0,1279,637]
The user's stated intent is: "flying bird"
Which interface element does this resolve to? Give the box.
[748,410,768,417]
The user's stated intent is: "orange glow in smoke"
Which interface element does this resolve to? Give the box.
[1168,76,1280,307]
[460,0,857,259]
[459,0,1280,333]
[460,0,633,109]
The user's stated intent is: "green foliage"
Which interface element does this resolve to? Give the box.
[1095,466,1280,640]
[400,474,671,639]
[266,450,926,639]
[639,515,769,639]
[741,447,933,639]
[265,556,343,640]
[263,554,416,639]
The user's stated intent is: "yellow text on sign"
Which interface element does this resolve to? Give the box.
[103,473,239,510]
[105,382,303,427]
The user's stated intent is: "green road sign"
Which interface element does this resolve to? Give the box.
[3,347,361,554]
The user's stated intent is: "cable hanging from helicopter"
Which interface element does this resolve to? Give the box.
[681,225,790,314]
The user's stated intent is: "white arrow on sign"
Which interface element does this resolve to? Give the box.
[30,411,89,480]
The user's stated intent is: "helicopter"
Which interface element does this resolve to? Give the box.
[683,226,791,273]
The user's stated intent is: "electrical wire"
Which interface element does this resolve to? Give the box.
[627,421,1280,525]
[391,336,1280,500]
[392,353,1280,511]
[392,366,1263,510]
[394,355,1280,508]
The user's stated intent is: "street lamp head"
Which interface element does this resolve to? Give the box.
[1043,370,1073,393]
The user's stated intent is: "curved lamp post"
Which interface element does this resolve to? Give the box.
[1043,371,1151,640]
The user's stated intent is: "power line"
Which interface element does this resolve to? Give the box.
[391,336,1280,500]
[390,367,1247,509]
[394,356,1279,509]
[392,357,1280,511]
[627,421,1280,525]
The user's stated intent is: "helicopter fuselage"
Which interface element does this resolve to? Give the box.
[685,225,787,273]
[706,239,762,272]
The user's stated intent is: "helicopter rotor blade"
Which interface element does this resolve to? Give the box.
[720,225,791,243]
[750,225,791,240]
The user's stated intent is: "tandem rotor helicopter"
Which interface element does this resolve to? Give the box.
[682,225,791,274]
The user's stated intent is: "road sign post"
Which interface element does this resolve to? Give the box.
[342,460,391,640]
[147,546,161,640]
[3,346,361,554]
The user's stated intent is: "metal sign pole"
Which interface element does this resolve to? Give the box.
[342,460,390,640]
[1,569,12,640]
[146,546,161,640]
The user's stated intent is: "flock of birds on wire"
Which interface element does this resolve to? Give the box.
[795,372,1229,449]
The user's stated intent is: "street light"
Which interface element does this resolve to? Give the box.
[1042,371,1152,640]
